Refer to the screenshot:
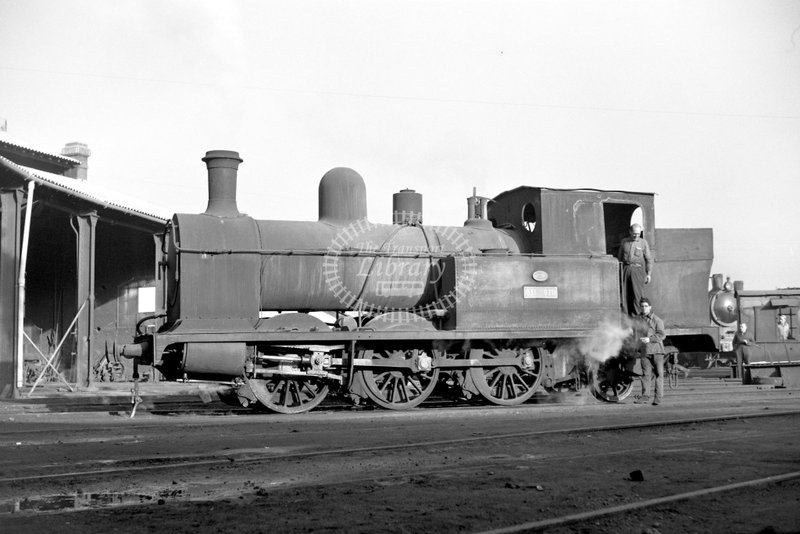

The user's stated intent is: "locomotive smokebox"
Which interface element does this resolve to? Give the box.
[393,189,422,225]
[202,150,243,217]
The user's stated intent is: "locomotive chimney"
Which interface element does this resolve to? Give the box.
[61,142,91,180]
[202,150,242,217]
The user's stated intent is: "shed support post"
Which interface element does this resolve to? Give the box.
[152,231,165,382]
[153,232,165,317]
[0,189,22,399]
[75,212,98,388]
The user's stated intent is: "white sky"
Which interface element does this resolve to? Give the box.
[1,0,799,289]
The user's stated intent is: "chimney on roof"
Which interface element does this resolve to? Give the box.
[61,142,91,180]
[0,118,7,132]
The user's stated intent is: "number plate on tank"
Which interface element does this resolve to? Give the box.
[523,286,558,299]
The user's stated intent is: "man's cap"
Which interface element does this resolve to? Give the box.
[640,297,651,305]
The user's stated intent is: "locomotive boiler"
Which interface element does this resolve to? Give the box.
[123,150,722,412]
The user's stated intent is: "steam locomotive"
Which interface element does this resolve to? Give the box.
[122,150,728,413]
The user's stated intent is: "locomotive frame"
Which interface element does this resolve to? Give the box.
[123,150,722,413]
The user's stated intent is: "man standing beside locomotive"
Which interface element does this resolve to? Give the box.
[733,322,754,383]
[618,223,653,316]
[633,297,666,405]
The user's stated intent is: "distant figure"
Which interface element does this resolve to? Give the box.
[617,223,653,316]
[777,315,790,340]
[633,297,666,406]
[732,322,754,382]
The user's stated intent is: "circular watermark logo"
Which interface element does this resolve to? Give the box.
[323,218,478,322]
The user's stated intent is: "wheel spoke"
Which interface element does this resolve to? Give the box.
[276,379,288,406]
[300,380,319,400]
[488,370,502,391]
[505,376,517,399]
[378,374,393,396]
[512,374,531,395]
[291,380,304,406]
[406,377,424,396]
[395,377,406,402]
[393,376,404,403]
[386,376,397,402]
[281,381,293,408]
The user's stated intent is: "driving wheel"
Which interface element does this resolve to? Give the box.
[358,347,439,409]
[589,356,635,402]
[467,347,544,406]
[245,375,329,414]
[355,312,440,410]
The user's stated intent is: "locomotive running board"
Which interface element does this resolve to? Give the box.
[150,328,594,344]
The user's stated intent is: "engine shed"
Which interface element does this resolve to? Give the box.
[0,129,168,399]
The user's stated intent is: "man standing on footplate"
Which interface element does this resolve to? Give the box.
[618,223,653,316]
[634,297,666,406]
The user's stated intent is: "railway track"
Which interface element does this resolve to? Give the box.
[477,470,800,533]
[3,409,799,494]
[5,376,789,417]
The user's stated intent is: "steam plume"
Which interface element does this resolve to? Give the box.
[578,318,634,364]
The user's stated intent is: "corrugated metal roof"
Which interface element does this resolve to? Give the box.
[0,130,80,166]
[0,154,171,222]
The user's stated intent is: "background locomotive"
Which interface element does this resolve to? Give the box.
[123,150,725,413]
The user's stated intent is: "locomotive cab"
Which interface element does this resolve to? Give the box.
[488,186,656,257]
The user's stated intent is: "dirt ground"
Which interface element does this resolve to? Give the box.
[2,391,800,533]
